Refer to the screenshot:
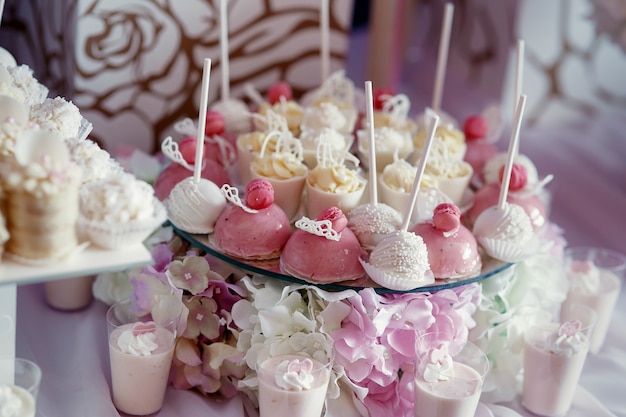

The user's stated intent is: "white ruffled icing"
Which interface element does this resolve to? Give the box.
[0,385,34,417]
[7,65,48,106]
[547,322,587,356]
[359,126,412,153]
[308,164,364,194]
[381,159,437,192]
[567,260,601,294]
[274,358,315,391]
[30,97,82,140]
[117,329,159,357]
[68,139,124,184]
[80,174,157,223]
[420,346,454,383]
[301,101,348,132]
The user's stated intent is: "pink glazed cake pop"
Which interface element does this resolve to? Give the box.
[213,179,291,260]
[412,203,481,279]
[280,207,366,284]
[466,163,547,231]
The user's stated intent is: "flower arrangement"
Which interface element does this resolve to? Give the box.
[95,226,485,417]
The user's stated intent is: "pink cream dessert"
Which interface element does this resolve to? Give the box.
[280,207,366,283]
[522,319,590,416]
[561,252,623,354]
[414,341,487,417]
[412,203,481,279]
[213,179,291,260]
[108,321,176,415]
[257,355,332,417]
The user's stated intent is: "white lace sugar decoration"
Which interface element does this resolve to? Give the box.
[259,129,303,161]
[220,184,258,214]
[315,70,354,107]
[172,117,236,167]
[382,93,410,124]
[161,136,194,171]
[249,108,290,133]
[295,217,340,241]
[315,130,360,169]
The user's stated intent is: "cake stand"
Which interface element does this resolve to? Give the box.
[0,243,153,385]
[171,223,513,294]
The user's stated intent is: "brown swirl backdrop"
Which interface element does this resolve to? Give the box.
[1,0,624,152]
[73,0,354,153]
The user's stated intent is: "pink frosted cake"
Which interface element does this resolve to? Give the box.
[213,178,291,260]
[280,207,366,283]
[412,203,481,279]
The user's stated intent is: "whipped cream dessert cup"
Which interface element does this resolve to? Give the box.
[378,176,448,227]
[106,300,178,416]
[256,353,333,417]
[434,161,473,206]
[0,358,41,417]
[306,179,365,219]
[300,129,354,169]
[414,333,489,417]
[251,170,306,221]
[44,275,95,311]
[521,309,595,417]
[561,247,625,354]
[356,128,413,173]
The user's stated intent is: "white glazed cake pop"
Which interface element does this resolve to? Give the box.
[166,177,226,233]
[347,81,402,251]
[361,110,440,291]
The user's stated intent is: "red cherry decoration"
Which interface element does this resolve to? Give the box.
[245,178,275,210]
[205,109,226,136]
[266,81,293,105]
[373,87,395,110]
[498,163,528,191]
[463,115,489,140]
[317,206,347,233]
[432,203,461,232]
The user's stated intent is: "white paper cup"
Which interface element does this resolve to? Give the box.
[305,180,365,219]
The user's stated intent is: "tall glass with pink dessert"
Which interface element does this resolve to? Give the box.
[256,352,333,417]
[414,332,489,417]
[106,300,179,415]
[521,305,596,416]
[561,246,626,354]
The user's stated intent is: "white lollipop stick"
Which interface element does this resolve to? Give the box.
[220,0,230,100]
[365,80,377,205]
[498,94,527,210]
[0,0,5,26]
[320,0,330,83]
[432,3,454,114]
[194,58,212,183]
[401,110,440,231]
[513,39,524,153]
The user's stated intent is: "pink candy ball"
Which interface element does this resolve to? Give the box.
[246,178,275,209]
[433,203,461,232]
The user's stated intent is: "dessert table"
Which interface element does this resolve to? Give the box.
[13,114,626,417]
